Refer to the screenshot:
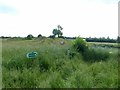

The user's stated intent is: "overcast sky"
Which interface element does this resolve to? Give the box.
[0,0,119,38]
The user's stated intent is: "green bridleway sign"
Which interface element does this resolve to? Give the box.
[26,52,38,59]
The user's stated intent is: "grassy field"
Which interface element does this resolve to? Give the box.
[2,38,119,88]
[0,39,2,89]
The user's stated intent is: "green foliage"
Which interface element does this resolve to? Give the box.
[39,59,50,72]
[48,35,55,39]
[86,37,116,43]
[52,25,63,37]
[52,29,58,36]
[57,25,63,30]
[2,38,118,88]
[82,48,110,62]
[37,34,42,38]
[26,34,34,40]
[72,37,110,62]
[50,73,64,88]
[57,30,63,37]
[72,37,88,53]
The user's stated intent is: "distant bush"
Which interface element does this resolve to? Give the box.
[26,34,34,40]
[48,35,55,39]
[37,34,42,38]
[58,36,65,39]
[65,37,76,39]
[86,37,116,43]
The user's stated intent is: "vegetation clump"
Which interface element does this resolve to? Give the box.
[72,37,88,53]
[72,36,110,62]
[26,34,34,40]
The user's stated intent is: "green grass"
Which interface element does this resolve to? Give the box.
[2,38,119,88]
[0,39,2,89]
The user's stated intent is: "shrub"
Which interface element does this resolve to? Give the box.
[58,36,65,39]
[48,35,55,39]
[26,34,34,40]
[72,37,110,62]
[72,37,88,53]
[37,34,42,38]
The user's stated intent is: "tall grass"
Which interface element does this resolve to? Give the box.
[0,39,2,89]
[72,37,110,62]
[2,38,118,88]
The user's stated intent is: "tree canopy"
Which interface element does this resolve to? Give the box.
[52,25,63,37]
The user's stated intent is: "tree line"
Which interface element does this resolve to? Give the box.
[1,25,119,43]
[85,37,118,43]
